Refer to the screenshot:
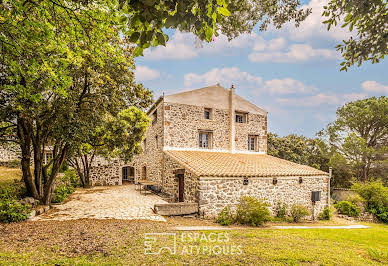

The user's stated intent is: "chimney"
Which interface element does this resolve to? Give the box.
[229,85,235,153]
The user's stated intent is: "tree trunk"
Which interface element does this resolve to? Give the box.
[17,113,39,199]
[42,145,68,205]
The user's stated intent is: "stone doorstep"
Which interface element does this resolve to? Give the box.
[154,202,199,216]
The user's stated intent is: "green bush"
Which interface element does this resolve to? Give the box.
[51,184,75,203]
[318,206,332,220]
[289,204,310,222]
[0,180,27,200]
[8,159,21,168]
[335,201,361,217]
[62,168,80,187]
[0,198,31,223]
[216,206,234,226]
[352,181,388,223]
[274,201,288,220]
[235,196,271,226]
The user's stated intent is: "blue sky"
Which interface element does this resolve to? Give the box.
[134,0,388,138]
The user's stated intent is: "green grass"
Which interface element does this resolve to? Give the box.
[0,167,22,185]
[0,220,387,265]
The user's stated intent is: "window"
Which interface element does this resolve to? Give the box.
[235,112,247,123]
[44,152,53,164]
[248,135,258,151]
[199,131,212,149]
[155,135,158,149]
[152,110,157,124]
[204,108,212,120]
[143,138,147,152]
[122,167,129,180]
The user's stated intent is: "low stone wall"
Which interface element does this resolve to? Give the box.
[154,202,199,216]
[198,176,329,219]
[90,160,121,186]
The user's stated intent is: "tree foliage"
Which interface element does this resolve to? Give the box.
[0,1,152,203]
[267,133,330,171]
[323,0,387,70]
[321,96,388,184]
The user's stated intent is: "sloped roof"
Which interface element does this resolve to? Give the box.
[164,84,267,115]
[164,150,328,177]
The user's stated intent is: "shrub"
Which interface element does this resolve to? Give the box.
[335,201,361,217]
[346,194,364,207]
[352,181,388,223]
[318,206,332,220]
[0,180,27,200]
[216,206,234,226]
[289,204,310,222]
[61,168,80,187]
[8,159,21,168]
[0,198,31,223]
[274,202,288,220]
[51,184,75,203]
[235,196,271,226]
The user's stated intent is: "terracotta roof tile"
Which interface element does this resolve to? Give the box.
[164,150,328,177]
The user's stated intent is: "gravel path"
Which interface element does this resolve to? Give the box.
[30,185,167,222]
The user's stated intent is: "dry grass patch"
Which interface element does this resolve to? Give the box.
[0,167,22,184]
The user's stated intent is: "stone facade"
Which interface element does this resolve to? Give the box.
[164,103,231,150]
[198,176,329,219]
[88,84,329,220]
[90,160,121,186]
[162,154,199,202]
[0,145,20,164]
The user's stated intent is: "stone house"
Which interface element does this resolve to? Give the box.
[90,84,329,219]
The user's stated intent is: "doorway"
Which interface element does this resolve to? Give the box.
[178,174,184,202]
[122,166,135,184]
[142,166,147,180]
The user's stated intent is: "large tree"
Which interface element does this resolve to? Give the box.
[0,1,152,203]
[323,0,387,70]
[0,0,311,202]
[321,96,388,183]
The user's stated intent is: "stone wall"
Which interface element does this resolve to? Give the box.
[198,176,329,219]
[0,145,20,163]
[90,159,121,186]
[162,154,199,202]
[235,113,267,153]
[164,102,231,150]
[130,101,165,184]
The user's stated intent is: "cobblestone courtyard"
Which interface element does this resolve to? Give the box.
[30,185,167,222]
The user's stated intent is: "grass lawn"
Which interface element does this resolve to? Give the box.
[0,219,387,265]
[0,167,22,185]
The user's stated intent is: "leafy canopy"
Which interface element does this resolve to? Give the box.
[323,0,387,70]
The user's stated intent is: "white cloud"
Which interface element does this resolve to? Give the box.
[134,65,160,81]
[184,67,262,88]
[275,0,352,42]
[249,44,338,63]
[342,93,368,102]
[144,31,259,61]
[267,37,287,51]
[263,78,316,95]
[143,31,197,60]
[276,91,368,107]
[361,81,388,94]
[184,67,318,97]
[276,93,340,106]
